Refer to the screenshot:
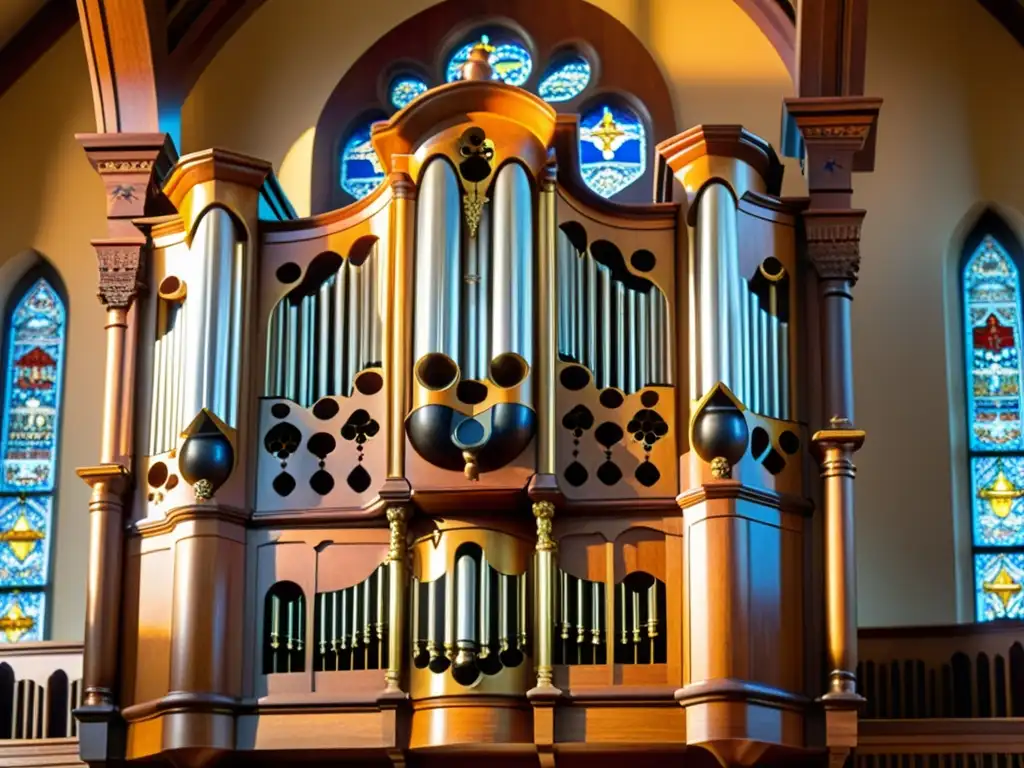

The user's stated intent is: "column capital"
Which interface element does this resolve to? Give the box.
[803,209,867,284]
[77,133,178,224]
[92,239,147,310]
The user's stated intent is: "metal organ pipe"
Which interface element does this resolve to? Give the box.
[691,183,742,402]
[491,163,533,372]
[598,265,612,389]
[413,160,462,366]
[456,553,478,657]
[182,207,243,428]
[584,252,598,372]
[475,209,492,380]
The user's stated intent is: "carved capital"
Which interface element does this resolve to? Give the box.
[390,172,417,201]
[803,210,866,283]
[533,501,556,552]
[78,133,177,221]
[386,506,410,563]
[94,242,146,309]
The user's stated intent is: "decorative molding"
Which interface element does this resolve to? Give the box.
[95,159,155,174]
[386,506,410,563]
[94,244,145,309]
[533,501,556,552]
[801,125,871,139]
[803,210,867,282]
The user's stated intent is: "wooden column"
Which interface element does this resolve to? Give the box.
[75,134,175,768]
[783,96,880,766]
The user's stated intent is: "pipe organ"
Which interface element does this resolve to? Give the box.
[100,45,869,768]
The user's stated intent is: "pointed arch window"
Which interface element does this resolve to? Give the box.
[0,268,66,642]
[962,215,1024,622]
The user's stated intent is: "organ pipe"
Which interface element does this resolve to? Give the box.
[492,164,534,370]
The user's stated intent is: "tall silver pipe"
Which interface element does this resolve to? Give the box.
[369,249,383,367]
[228,237,245,426]
[573,247,584,362]
[347,262,362,384]
[780,321,791,420]
[739,280,751,405]
[498,574,509,650]
[557,232,571,360]
[748,292,761,414]
[150,307,166,454]
[648,287,661,385]
[181,208,241,427]
[517,573,527,650]
[170,307,183,444]
[492,163,533,364]
[627,289,638,393]
[584,252,598,372]
[463,222,480,379]
[768,312,781,418]
[479,557,490,655]
[333,266,347,395]
[476,209,492,378]
[297,294,312,407]
[692,183,741,401]
[359,261,372,371]
[317,280,331,399]
[758,306,771,416]
[614,282,626,390]
[426,580,438,659]
[456,554,478,648]
[265,303,278,395]
[413,161,461,363]
[285,300,298,402]
[411,578,421,656]
[599,265,612,389]
[637,291,649,389]
[444,570,455,659]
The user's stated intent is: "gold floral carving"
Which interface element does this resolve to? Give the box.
[96,159,154,174]
[710,457,732,479]
[533,501,556,552]
[96,246,145,309]
[386,506,410,563]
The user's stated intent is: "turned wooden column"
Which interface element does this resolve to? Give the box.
[783,97,880,764]
[75,135,175,708]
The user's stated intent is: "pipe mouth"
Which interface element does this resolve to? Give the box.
[158,275,187,302]
[759,257,786,282]
[415,352,460,391]
[489,353,529,389]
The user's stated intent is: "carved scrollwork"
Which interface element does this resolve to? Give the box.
[386,505,410,563]
[96,246,146,309]
[96,159,155,174]
[801,125,870,139]
[533,500,556,552]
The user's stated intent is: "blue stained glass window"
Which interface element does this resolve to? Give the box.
[538,57,591,103]
[975,552,1024,621]
[963,229,1024,623]
[389,76,428,109]
[340,123,386,200]
[578,104,647,199]
[446,35,532,87]
[0,273,64,643]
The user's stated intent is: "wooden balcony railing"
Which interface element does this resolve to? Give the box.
[857,623,1024,766]
[0,641,84,767]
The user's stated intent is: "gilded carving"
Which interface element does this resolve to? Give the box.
[96,246,145,309]
[96,159,154,174]
[802,125,870,139]
[386,505,410,562]
[533,500,556,552]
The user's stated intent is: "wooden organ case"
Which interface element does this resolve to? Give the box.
[108,50,855,768]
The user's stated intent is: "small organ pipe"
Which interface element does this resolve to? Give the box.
[739,280,750,405]
[360,260,373,371]
[619,583,627,645]
[614,282,626,390]
[370,247,383,367]
[560,571,570,640]
[758,306,770,417]
[413,161,461,365]
[351,582,362,649]
[318,281,331,398]
[517,573,527,650]
[333,267,346,394]
[647,584,658,638]
[426,580,438,660]
[768,313,781,418]
[599,266,612,388]
[627,289,638,393]
[411,578,421,657]
[479,558,490,656]
[557,233,571,361]
[375,564,385,640]
[150,308,166,454]
[748,293,760,414]
[498,574,509,651]
[347,263,362,386]
[444,571,455,659]
[637,291,649,389]
[576,577,585,645]
[340,588,349,651]
[649,287,661,385]
[591,581,602,645]
[573,249,584,362]
[476,209,491,379]
[585,252,598,371]
[780,321,791,420]
[456,554,477,648]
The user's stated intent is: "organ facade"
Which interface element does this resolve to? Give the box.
[72,44,881,768]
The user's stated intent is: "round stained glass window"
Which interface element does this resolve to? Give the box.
[538,57,591,103]
[389,76,428,109]
[340,123,385,200]
[578,103,647,199]
[446,34,532,87]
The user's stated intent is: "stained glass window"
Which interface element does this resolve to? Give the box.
[446,34,532,87]
[0,273,65,643]
[578,103,647,199]
[963,231,1024,622]
[340,122,386,201]
[389,76,428,109]
[538,57,591,103]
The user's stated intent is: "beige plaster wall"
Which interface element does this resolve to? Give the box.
[853,0,1024,627]
[0,28,107,641]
